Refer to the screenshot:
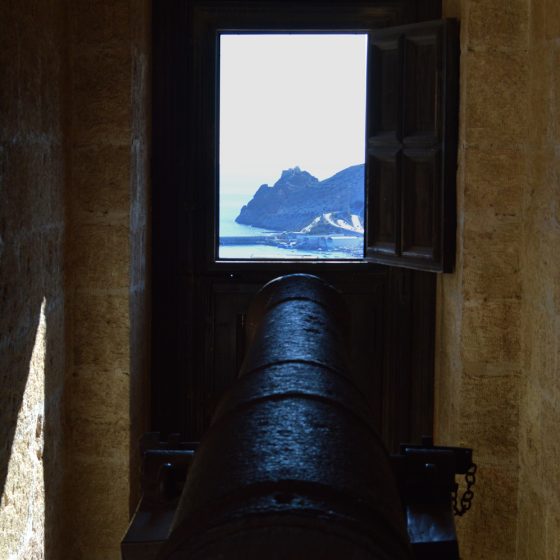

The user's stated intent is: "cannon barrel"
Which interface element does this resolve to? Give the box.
[159,274,412,560]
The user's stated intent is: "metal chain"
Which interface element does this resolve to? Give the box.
[452,462,477,516]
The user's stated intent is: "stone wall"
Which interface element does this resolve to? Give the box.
[437,1,560,558]
[516,2,560,558]
[0,0,150,556]
[0,1,67,558]
[64,0,151,558]
[437,0,527,557]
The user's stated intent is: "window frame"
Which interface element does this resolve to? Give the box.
[178,0,442,276]
[210,26,372,272]
[151,0,443,443]
[216,31,371,264]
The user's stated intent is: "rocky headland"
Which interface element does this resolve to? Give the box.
[235,164,365,235]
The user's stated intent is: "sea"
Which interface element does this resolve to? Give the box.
[218,193,362,260]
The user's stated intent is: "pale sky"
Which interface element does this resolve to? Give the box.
[219,34,368,195]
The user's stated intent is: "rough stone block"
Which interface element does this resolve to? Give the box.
[529,1,547,45]
[70,224,130,289]
[462,227,521,300]
[551,53,560,150]
[70,0,131,49]
[463,49,528,146]
[530,306,558,390]
[71,48,132,147]
[456,465,518,560]
[516,486,547,560]
[466,0,529,50]
[462,146,525,220]
[67,364,130,426]
[544,510,560,560]
[544,0,560,40]
[1,142,64,233]
[463,357,521,382]
[523,225,560,317]
[72,292,130,370]
[527,46,556,147]
[462,298,521,366]
[518,385,543,476]
[72,146,131,218]
[459,373,519,463]
[525,148,557,220]
[540,397,560,486]
[68,413,130,461]
[0,233,64,344]
[64,457,130,558]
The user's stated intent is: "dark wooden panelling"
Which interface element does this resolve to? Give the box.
[366,19,458,272]
[408,269,437,442]
[368,150,400,254]
[180,269,423,446]
[401,149,441,260]
[151,0,191,432]
[403,32,439,143]
[370,35,402,144]
[381,268,436,452]
[416,0,442,22]
[381,268,413,449]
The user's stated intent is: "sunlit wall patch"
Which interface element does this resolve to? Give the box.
[218,33,368,260]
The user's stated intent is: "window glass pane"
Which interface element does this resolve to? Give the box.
[218,34,368,260]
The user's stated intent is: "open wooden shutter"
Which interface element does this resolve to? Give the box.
[366,19,459,273]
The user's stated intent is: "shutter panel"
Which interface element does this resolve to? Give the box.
[366,19,458,273]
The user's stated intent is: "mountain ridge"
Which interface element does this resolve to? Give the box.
[235,164,365,234]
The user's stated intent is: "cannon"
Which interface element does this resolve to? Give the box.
[122,274,474,559]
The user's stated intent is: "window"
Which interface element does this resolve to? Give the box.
[218,33,368,261]
[215,19,459,271]
[151,0,457,447]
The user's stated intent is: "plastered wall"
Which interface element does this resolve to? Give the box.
[0,1,67,558]
[437,1,560,558]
